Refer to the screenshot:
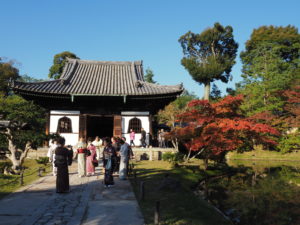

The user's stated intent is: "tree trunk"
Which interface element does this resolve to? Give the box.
[5,128,32,173]
[185,149,192,163]
[204,82,210,101]
[171,138,179,152]
[203,158,209,170]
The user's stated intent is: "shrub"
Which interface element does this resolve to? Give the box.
[162,152,174,161]
[279,134,300,153]
[35,157,49,166]
[0,161,12,174]
[162,152,184,163]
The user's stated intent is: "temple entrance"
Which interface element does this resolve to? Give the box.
[86,115,113,139]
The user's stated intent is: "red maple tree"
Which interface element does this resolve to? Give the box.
[171,95,280,169]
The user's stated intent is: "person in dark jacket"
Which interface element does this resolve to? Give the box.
[111,137,121,173]
[55,137,73,193]
[103,137,117,187]
[141,128,146,148]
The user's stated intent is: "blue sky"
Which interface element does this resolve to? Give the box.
[1,0,299,97]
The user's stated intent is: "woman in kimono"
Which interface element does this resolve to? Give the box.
[102,137,117,187]
[92,136,103,162]
[129,129,135,146]
[47,140,58,176]
[76,137,87,177]
[86,140,97,176]
[55,137,73,193]
[112,137,121,174]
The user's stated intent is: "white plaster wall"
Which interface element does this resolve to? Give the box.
[59,133,79,146]
[122,115,150,146]
[49,111,80,146]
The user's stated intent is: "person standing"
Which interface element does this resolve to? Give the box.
[130,129,135,146]
[76,137,87,177]
[121,137,134,176]
[86,140,97,176]
[103,138,117,187]
[112,137,121,174]
[92,136,102,162]
[55,137,73,193]
[158,129,166,148]
[141,128,146,148]
[119,139,130,180]
[47,140,58,176]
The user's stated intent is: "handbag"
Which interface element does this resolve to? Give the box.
[92,159,98,167]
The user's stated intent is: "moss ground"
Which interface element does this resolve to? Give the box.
[0,159,50,199]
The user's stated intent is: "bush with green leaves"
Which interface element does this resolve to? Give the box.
[278,133,300,154]
[0,161,12,174]
[35,157,49,166]
[162,152,184,163]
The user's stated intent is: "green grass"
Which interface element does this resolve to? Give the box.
[129,160,232,225]
[227,150,300,162]
[0,159,51,199]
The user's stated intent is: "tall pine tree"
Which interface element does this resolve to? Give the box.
[179,23,238,100]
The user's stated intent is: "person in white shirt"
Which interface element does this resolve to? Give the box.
[47,140,58,176]
[92,136,103,162]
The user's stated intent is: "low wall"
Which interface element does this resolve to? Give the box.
[28,147,177,160]
[132,148,177,161]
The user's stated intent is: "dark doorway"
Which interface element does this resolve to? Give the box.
[86,116,113,139]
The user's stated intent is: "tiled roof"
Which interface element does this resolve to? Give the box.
[12,59,183,96]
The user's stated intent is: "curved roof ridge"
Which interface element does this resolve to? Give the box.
[140,81,183,89]
[67,58,142,66]
[13,79,60,85]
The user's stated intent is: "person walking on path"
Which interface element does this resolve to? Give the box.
[130,129,135,146]
[119,139,130,180]
[103,137,117,187]
[92,136,102,162]
[76,137,87,177]
[47,139,58,176]
[86,140,97,176]
[140,128,146,148]
[54,137,73,193]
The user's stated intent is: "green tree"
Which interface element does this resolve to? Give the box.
[0,58,20,95]
[179,22,238,100]
[239,25,300,115]
[18,74,45,82]
[48,51,79,79]
[210,83,222,101]
[144,68,156,83]
[0,95,47,172]
[157,90,197,150]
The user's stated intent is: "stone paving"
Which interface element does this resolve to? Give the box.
[0,163,144,225]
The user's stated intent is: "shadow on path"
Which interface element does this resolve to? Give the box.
[0,163,144,225]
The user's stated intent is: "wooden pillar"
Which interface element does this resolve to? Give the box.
[44,112,50,147]
[113,115,122,137]
[45,112,50,135]
[149,114,153,136]
[79,114,87,141]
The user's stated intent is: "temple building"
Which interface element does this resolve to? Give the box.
[11,58,183,146]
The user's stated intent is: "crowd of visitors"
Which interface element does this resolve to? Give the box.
[49,127,168,193]
[49,135,135,192]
